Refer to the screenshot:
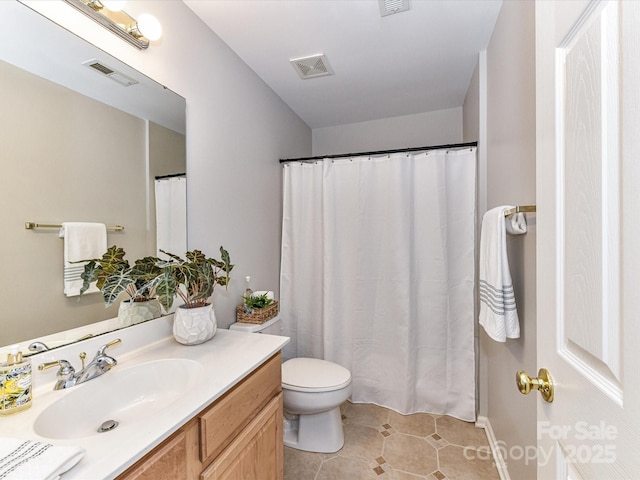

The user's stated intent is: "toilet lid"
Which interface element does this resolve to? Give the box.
[282,358,351,392]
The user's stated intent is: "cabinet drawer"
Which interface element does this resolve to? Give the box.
[200,353,281,464]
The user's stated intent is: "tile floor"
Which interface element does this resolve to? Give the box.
[284,401,501,480]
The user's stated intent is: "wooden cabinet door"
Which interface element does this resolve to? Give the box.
[201,393,283,480]
[118,430,188,480]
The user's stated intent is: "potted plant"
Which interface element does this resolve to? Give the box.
[79,246,164,326]
[236,291,279,325]
[150,246,233,345]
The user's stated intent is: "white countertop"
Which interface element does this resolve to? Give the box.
[0,316,289,479]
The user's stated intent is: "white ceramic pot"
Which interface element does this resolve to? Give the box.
[117,298,163,328]
[172,303,217,345]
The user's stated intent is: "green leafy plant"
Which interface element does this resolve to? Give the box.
[78,246,162,307]
[242,292,274,310]
[150,246,233,311]
[79,245,233,312]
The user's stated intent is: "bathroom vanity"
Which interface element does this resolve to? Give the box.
[117,352,283,479]
[0,316,289,479]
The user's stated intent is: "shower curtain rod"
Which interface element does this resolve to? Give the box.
[279,141,478,163]
[155,172,186,180]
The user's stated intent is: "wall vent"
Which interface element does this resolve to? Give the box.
[378,0,410,17]
[82,59,139,87]
[289,54,334,80]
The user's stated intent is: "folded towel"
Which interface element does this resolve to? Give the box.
[58,222,107,297]
[0,438,84,480]
[479,206,522,342]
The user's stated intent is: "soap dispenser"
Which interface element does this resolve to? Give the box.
[0,345,32,415]
[242,276,253,313]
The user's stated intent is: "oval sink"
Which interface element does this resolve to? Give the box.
[34,358,203,439]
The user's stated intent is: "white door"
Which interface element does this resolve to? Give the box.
[536,0,640,478]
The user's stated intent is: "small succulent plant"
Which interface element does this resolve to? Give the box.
[242,292,274,311]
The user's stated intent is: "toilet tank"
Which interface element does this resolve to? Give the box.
[228,315,282,335]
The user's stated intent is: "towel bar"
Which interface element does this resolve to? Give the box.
[503,205,536,217]
[25,222,124,231]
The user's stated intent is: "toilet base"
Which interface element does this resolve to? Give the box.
[283,406,344,453]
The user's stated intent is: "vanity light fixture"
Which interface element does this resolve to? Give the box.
[63,0,162,50]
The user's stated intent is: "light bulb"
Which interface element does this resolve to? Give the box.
[101,0,126,11]
[136,13,162,41]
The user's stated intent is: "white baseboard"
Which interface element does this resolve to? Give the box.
[476,415,510,480]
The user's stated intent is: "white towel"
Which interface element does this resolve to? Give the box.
[58,222,107,297]
[479,206,526,342]
[0,438,84,480]
[505,209,527,235]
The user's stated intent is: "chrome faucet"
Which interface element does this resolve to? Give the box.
[38,338,121,390]
[28,341,50,353]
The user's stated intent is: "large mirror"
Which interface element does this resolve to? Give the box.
[0,2,186,355]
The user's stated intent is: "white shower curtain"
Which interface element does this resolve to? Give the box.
[155,176,187,257]
[280,148,476,421]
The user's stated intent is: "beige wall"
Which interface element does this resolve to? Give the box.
[482,1,537,478]
[0,59,151,345]
[312,107,463,157]
[149,122,187,179]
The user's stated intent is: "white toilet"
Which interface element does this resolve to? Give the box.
[280,357,351,452]
[229,316,352,453]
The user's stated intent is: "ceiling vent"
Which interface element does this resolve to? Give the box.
[82,59,139,87]
[378,0,410,17]
[289,54,334,80]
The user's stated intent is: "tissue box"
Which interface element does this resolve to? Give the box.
[236,301,279,325]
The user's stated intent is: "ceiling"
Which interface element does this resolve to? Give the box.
[184,0,502,129]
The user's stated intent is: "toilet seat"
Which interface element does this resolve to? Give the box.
[282,358,351,393]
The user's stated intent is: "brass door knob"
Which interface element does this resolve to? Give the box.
[516,368,554,403]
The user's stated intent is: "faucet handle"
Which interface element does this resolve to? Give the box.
[38,359,74,375]
[38,361,59,371]
[97,338,121,356]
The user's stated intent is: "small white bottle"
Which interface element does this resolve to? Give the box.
[243,276,253,299]
[242,276,253,313]
[0,345,32,415]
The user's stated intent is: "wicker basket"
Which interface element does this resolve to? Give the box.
[236,301,279,325]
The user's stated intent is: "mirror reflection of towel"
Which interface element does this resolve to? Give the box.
[58,222,107,297]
